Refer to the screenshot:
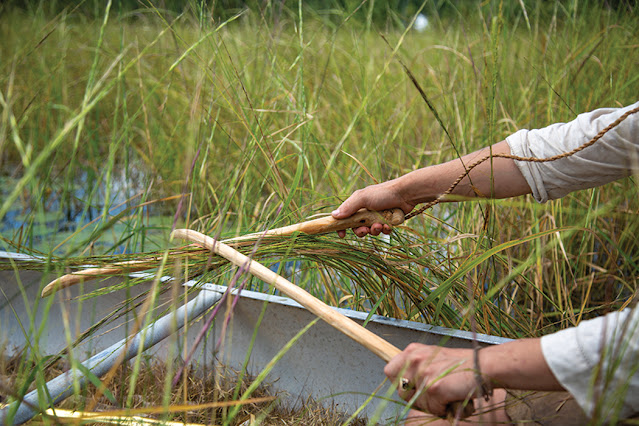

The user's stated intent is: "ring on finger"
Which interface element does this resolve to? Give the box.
[400,377,414,391]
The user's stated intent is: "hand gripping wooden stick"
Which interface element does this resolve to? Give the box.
[170,228,473,420]
[41,208,404,298]
[231,207,405,242]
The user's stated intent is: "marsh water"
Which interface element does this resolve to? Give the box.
[0,166,172,254]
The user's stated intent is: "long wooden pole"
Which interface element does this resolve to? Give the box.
[171,228,472,419]
[171,228,401,362]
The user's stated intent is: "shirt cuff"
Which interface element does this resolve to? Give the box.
[506,130,549,203]
[541,327,594,416]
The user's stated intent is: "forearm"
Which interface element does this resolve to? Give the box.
[481,338,563,391]
[332,140,532,237]
[394,140,531,204]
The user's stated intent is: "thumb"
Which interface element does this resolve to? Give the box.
[332,197,364,219]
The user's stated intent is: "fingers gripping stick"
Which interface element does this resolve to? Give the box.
[294,207,405,234]
[171,228,472,420]
[234,208,405,241]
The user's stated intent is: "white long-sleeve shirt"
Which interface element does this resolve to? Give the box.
[507,102,639,203]
[506,101,639,418]
[542,307,639,418]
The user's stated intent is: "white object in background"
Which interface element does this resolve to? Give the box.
[414,14,429,32]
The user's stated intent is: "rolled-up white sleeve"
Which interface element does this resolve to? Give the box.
[506,102,639,202]
[541,308,639,418]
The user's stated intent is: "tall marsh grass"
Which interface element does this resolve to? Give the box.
[1,0,638,423]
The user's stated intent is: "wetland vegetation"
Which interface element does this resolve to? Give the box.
[1,0,638,423]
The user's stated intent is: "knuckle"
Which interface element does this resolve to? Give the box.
[405,342,421,352]
[383,363,394,377]
[405,342,427,353]
[426,379,441,397]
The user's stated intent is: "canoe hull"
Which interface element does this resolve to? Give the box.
[0,253,510,422]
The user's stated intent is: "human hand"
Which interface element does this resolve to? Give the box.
[331,180,415,238]
[384,343,484,417]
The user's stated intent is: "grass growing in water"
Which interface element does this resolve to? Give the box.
[1,0,638,423]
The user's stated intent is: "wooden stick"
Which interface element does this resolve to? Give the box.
[40,256,174,298]
[231,208,405,242]
[171,228,473,419]
[172,228,401,361]
[41,208,404,297]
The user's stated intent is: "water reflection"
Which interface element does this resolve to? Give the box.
[0,167,159,254]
